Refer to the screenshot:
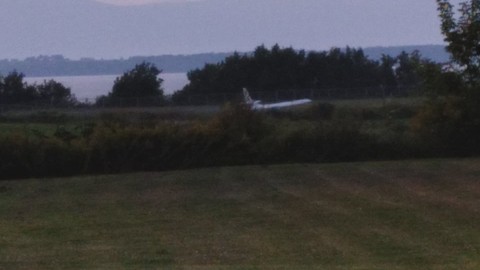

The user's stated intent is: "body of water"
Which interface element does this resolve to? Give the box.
[25,73,189,103]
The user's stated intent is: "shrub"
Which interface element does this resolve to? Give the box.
[30,138,85,177]
[0,134,35,179]
[0,135,85,179]
[307,102,335,120]
[411,92,480,155]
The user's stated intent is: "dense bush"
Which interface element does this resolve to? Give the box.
[0,101,473,180]
[411,91,480,156]
[0,135,84,179]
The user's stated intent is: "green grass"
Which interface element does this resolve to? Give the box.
[0,106,222,137]
[329,97,425,109]
[1,158,480,269]
[0,106,221,122]
[0,98,420,137]
[0,123,86,139]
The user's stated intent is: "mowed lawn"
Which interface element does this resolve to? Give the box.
[1,159,480,269]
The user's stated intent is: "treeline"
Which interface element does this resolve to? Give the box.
[172,45,430,103]
[0,63,163,107]
[0,45,445,107]
[0,71,76,106]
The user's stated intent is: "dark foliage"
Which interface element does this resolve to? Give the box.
[173,45,426,104]
[0,104,437,180]
[0,71,76,106]
[96,62,165,107]
[437,0,480,83]
[37,80,77,106]
[411,1,480,155]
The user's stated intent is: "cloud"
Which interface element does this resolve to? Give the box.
[94,0,202,6]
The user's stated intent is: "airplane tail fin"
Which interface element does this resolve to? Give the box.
[243,88,254,104]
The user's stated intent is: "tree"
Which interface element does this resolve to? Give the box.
[97,62,165,107]
[172,44,391,105]
[437,0,480,83]
[411,1,480,154]
[0,71,36,104]
[379,54,397,88]
[395,51,422,86]
[37,79,77,106]
[0,71,75,106]
[110,62,164,99]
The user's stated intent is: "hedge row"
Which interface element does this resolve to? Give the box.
[0,105,464,180]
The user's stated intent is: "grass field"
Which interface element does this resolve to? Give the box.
[1,158,479,269]
[0,98,417,137]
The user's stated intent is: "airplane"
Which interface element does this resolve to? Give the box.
[242,88,312,110]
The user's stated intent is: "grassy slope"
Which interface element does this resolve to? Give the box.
[1,158,480,269]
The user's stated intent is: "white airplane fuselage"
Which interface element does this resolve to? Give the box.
[243,88,312,110]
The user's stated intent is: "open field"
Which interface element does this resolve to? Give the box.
[0,105,222,121]
[1,158,480,269]
[0,98,418,135]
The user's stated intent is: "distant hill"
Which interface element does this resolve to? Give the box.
[0,45,449,77]
[363,45,450,62]
[0,53,232,77]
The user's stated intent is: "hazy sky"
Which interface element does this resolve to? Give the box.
[0,0,463,59]
[96,0,202,5]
